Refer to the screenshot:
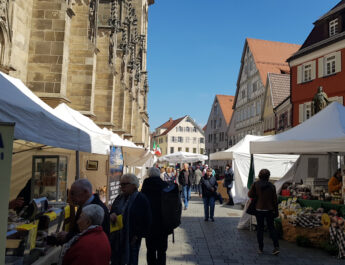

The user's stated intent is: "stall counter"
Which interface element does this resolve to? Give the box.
[278,196,345,217]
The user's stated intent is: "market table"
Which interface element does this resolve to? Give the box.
[279,196,345,217]
[31,246,61,265]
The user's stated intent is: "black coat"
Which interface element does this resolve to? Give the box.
[224,168,234,187]
[178,169,194,186]
[200,175,218,198]
[141,176,168,236]
[67,193,110,241]
[110,192,152,239]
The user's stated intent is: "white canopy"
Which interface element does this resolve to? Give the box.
[158,151,208,163]
[0,72,92,152]
[55,104,153,166]
[55,103,111,155]
[210,135,264,160]
[250,102,345,154]
[210,135,297,204]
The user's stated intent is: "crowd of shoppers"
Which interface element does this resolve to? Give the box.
[56,164,280,265]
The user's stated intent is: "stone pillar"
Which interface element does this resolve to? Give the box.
[27,0,72,108]
[66,0,97,114]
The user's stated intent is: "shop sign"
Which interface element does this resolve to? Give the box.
[107,146,124,205]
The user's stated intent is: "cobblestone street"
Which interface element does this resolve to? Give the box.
[139,194,344,265]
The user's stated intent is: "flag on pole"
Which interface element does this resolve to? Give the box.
[247,154,255,189]
[153,141,157,152]
[155,144,162,156]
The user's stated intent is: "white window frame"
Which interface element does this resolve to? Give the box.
[303,63,312,82]
[329,18,339,37]
[325,55,336,76]
[319,51,341,78]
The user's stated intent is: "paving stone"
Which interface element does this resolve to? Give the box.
[138,194,340,265]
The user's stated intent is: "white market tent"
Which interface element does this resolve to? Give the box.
[250,102,345,154]
[249,102,345,193]
[158,151,208,163]
[0,72,93,153]
[55,104,153,166]
[210,135,298,204]
[210,135,264,160]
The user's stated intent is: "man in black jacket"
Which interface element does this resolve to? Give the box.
[223,164,234,205]
[141,167,169,265]
[178,163,193,210]
[57,178,110,243]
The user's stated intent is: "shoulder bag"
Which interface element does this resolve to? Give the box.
[246,183,257,215]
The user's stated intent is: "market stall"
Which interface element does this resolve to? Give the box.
[0,72,153,264]
[250,102,345,258]
[210,135,298,204]
[0,72,95,265]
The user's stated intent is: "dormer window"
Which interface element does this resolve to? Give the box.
[329,18,339,37]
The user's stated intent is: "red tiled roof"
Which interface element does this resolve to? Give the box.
[267,73,290,108]
[157,117,174,129]
[216,95,235,125]
[157,116,186,136]
[247,38,301,87]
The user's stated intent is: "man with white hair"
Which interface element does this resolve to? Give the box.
[110,173,151,265]
[57,178,110,243]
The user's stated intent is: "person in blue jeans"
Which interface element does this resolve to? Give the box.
[200,168,218,222]
[178,163,193,210]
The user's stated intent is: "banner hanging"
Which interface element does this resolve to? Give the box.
[107,146,124,205]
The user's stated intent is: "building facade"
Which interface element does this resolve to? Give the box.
[205,95,234,170]
[262,73,292,135]
[0,0,152,147]
[230,38,300,145]
[152,116,205,157]
[288,0,345,127]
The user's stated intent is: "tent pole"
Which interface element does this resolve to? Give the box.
[75,150,80,180]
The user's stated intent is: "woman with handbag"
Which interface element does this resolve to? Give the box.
[248,169,280,255]
[200,168,218,222]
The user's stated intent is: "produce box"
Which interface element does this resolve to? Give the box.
[281,219,329,247]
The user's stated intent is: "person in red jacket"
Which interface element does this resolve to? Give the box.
[59,204,111,265]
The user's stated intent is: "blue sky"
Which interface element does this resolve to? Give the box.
[146,0,340,130]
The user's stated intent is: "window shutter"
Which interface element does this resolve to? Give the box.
[299,104,304,123]
[297,65,302,84]
[318,57,324,78]
[311,60,316,80]
[335,50,342,73]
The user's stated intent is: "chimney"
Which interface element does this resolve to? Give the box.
[169,117,173,122]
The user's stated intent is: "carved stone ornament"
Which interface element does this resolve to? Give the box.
[109,0,120,30]
[88,0,98,44]
[0,0,9,36]
[109,30,115,66]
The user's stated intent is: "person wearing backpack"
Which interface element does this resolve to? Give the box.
[200,168,218,222]
[141,167,171,265]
